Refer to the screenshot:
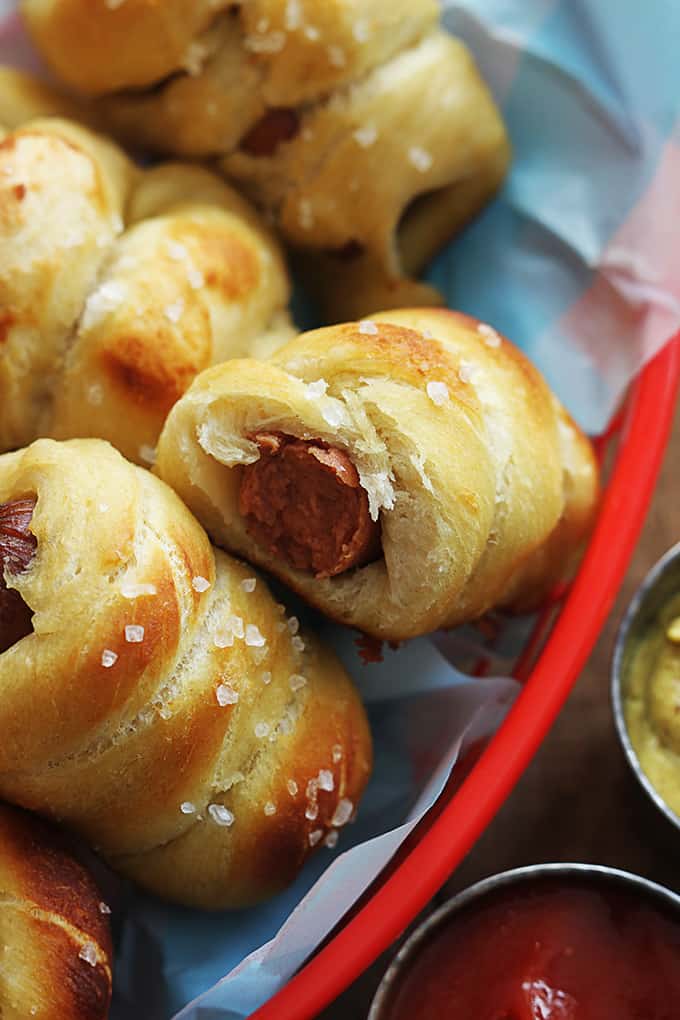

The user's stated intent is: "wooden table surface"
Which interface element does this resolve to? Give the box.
[321,395,680,1019]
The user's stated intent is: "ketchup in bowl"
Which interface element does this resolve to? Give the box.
[372,868,680,1020]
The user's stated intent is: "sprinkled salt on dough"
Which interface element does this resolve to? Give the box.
[125,625,144,644]
[78,942,97,966]
[426,381,449,406]
[192,575,211,593]
[216,683,239,706]
[101,649,118,668]
[408,146,433,173]
[359,319,378,336]
[208,804,234,827]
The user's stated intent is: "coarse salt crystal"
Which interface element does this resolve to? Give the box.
[81,280,127,329]
[99,902,111,914]
[245,624,266,647]
[264,801,277,816]
[478,322,501,347]
[289,674,307,692]
[192,575,211,593]
[305,379,328,399]
[241,577,257,592]
[125,625,144,644]
[353,125,377,148]
[78,942,97,966]
[183,40,207,76]
[318,769,334,792]
[214,628,234,649]
[422,329,434,339]
[139,444,156,465]
[308,829,323,847]
[262,671,272,685]
[426,381,449,407]
[298,199,314,230]
[187,267,204,289]
[291,635,305,653]
[164,299,185,324]
[304,25,320,41]
[208,804,234,827]
[408,146,433,173]
[332,744,343,763]
[305,802,319,821]
[255,721,270,738]
[287,616,300,635]
[251,646,268,664]
[166,240,188,261]
[353,19,370,42]
[458,360,477,384]
[331,798,353,827]
[216,683,239,706]
[324,829,339,848]
[306,778,318,798]
[328,45,346,67]
[244,30,286,53]
[88,383,104,405]
[287,779,298,796]
[180,801,196,814]
[121,582,157,599]
[98,503,109,513]
[228,615,245,639]
[359,319,378,336]
[284,0,302,30]
[279,716,293,737]
[101,649,118,668]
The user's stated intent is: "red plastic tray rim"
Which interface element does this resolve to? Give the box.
[253,335,680,1020]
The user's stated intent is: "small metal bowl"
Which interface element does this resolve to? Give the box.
[368,863,680,1020]
[611,541,680,833]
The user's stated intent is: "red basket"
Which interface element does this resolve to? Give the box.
[253,334,680,1020]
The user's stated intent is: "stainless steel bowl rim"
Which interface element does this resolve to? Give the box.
[368,862,680,1020]
[611,540,680,833]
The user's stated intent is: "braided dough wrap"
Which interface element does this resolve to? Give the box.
[0,802,112,1020]
[155,309,600,641]
[0,439,371,909]
[20,1,509,320]
[0,100,294,464]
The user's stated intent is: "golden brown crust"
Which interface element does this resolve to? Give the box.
[0,76,294,463]
[155,309,600,641]
[19,4,509,321]
[0,802,112,1020]
[0,439,372,909]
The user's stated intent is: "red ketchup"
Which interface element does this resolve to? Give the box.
[384,879,680,1020]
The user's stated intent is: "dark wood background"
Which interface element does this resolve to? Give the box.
[321,396,680,1018]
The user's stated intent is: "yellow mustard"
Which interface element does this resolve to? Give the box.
[625,594,680,817]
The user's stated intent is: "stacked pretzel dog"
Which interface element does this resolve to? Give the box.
[0,2,599,1011]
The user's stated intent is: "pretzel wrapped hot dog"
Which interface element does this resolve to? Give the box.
[20,1,510,320]
[155,309,599,641]
[0,439,371,909]
[0,77,294,463]
[0,802,112,1020]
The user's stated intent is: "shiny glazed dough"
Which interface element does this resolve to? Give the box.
[20,1,509,320]
[0,802,112,1020]
[0,439,371,909]
[0,88,294,463]
[155,309,600,641]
